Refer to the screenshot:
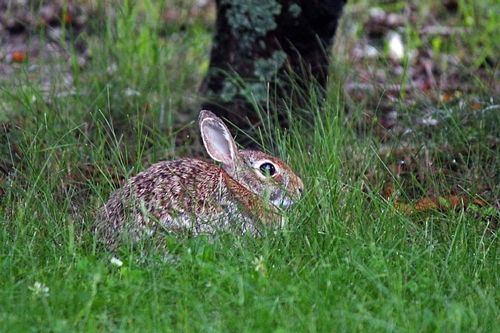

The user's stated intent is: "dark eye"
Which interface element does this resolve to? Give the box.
[259,163,276,176]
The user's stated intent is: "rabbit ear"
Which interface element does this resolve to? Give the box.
[199,110,238,172]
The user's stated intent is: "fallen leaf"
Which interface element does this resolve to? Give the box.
[470,102,481,110]
[382,183,395,199]
[472,197,487,207]
[414,198,439,211]
[394,195,491,215]
[63,12,72,24]
[11,51,27,62]
[438,195,463,209]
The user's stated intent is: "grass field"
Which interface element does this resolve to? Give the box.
[0,0,498,331]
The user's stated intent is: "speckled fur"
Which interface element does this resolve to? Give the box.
[93,111,303,247]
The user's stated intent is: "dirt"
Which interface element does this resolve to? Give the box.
[0,0,90,93]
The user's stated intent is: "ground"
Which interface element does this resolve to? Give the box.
[0,0,498,331]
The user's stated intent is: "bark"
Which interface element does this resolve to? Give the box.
[200,0,347,134]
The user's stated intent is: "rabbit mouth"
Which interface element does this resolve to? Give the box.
[271,196,295,209]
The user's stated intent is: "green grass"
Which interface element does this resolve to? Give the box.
[0,0,498,331]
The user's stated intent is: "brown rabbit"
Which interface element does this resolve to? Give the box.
[94,110,303,246]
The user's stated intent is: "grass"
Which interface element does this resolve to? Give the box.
[0,0,498,331]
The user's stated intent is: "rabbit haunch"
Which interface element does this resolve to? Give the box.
[98,158,263,239]
[94,110,303,245]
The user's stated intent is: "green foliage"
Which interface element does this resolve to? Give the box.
[288,3,302,18]
[220,79,239,102]
[254,50,287,82]
[223,0,282,49]
[219,50,288,103]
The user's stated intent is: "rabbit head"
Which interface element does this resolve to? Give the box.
[199,110,304,209]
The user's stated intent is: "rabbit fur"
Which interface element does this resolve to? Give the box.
[94,110,303,246]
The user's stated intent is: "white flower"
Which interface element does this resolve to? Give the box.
[107,63,117,75]
[421,116,438,126]
[29,281,49,296]
[124,88,141,97]
[110,257,123,267]
[252,256,267,275]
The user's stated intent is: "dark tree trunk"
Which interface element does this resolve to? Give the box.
[200,0,347,134]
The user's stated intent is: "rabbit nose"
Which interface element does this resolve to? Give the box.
[292,176,304,199]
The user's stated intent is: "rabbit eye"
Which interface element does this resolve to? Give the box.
[259,163,276,176]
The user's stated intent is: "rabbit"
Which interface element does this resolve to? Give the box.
[93,110,304,246]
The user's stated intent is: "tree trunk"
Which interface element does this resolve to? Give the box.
[200,0,347,134]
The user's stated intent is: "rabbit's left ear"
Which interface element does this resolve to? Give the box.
[199,110,238,172]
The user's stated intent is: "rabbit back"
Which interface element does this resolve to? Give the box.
[94,158,260,246]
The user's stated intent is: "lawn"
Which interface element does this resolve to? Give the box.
[0,0,498,331]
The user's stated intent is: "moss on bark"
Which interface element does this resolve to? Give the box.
[200,0,347,138]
